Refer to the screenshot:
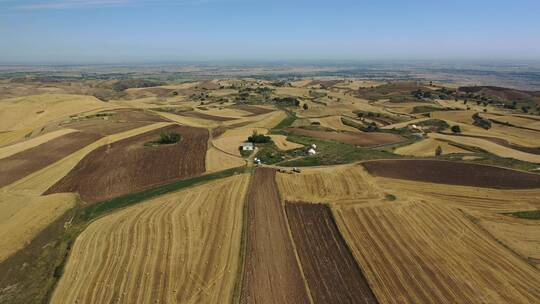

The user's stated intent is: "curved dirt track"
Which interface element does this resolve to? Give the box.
[51,174,250,304]
[363,159,540,189]
[239,168,310,304]
[285,127,403,146]
[45,125,208,203]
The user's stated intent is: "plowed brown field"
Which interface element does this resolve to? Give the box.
[285,128,403,146]
[45,125,208,203]
[239,168,310,304]
[286,203,378,304]
[363,160,540,189]
[233,105,274,115]
[51,174,250,304]
[179,110,237,121]
[334,202,540,304]
[0,131,101,187]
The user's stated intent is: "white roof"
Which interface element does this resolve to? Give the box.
[242,142,254,147]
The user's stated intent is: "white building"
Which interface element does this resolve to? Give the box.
[241,142,254,151]
[308,148,316,155]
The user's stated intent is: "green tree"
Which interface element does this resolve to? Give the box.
[435,145,443,156]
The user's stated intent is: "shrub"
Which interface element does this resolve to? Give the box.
[435,145,443,156]
[451,125,461,133]
[159,131,181,144]
[472,113,492,130]
[248,131,272,143]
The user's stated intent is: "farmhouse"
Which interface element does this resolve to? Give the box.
[242,142,254,151]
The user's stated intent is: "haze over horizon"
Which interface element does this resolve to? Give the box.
[2,0,540,64]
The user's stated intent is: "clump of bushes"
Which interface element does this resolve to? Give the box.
[248,131,272,144]
[158,131,181,144]
[451,125,461,133]
[472,113,492,130]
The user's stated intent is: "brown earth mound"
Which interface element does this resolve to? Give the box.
[285,127,403,146]
[179,111,237,121]
[45,125,208,203]
[233,105,274,115]
[286,203,378,304]
[239,168,310,304]
[0,132,102,187]
[363,160,540,189]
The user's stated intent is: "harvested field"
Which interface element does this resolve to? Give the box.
[3,122,173,195]
[363,160,540,189]
[45,125,208,203]
[475,212,540,269]
[394,137,471,157]
[286,203,378,304]
[441,132,540,155]
[212,127,268,156]
[153,110,219,128]
[276,165,382,204]
[0,192,77,262]
[0,128,77,159]
[374,177,540,213]
[205,147,245,173]
[178,110,237,121]
[240,168,310,304]
[316,115,360,132]
[51,174,250,304]
[0,93,114,131]
[62,109,166,136]
[269,134,303,150]
[239,110,286,129]
[430,133,540,163]
[233,104,274,115]
[0,131,102,188]
[285,127,404,146]
[335,202,540,304]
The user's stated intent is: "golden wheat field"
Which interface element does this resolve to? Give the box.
[276,165,384,204]
[51,174,250,304]
[205,147,245,173]
[0,192,77,262]
[334,202,540,304]
[394,137,471,156]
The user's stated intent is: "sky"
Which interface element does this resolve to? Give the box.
[1,0,539,64]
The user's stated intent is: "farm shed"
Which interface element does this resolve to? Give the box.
[242,142,254,151]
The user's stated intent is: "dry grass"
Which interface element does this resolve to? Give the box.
[0,129,77,159]
[269,134,304,150]
[0,94,114,131]
[316,115,359,132]
[334,202,540,304]
[212,127,268,156]
[0,129,34,147]
[51,174,250,304]
[205,147,246,173]
[394,137,471,157]
[474,212,540,269]
[276,165,383,204]
[0,192,77,262]
[430,133,540,163]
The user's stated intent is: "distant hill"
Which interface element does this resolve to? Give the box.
[458,86,540,107]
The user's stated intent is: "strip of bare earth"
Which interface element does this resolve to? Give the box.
[285,203,379,304]
[239,168,311,304]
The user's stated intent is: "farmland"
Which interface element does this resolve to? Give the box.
[1,74,540,304]
[239,168,310,304]
[51,174,250,304]
[45,125,208,203]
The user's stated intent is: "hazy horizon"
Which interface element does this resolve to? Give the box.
[2,0,540,64]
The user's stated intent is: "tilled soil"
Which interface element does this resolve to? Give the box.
[233,105,274,116]
[239,168,310,304]
[285,127,403,146]
[363,159,540,189]
[0,131,102,187]
[44,125,208,203]
[286,203,379,304]
[179,110,237,121]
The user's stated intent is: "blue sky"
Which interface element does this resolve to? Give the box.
[1,0,539,63]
